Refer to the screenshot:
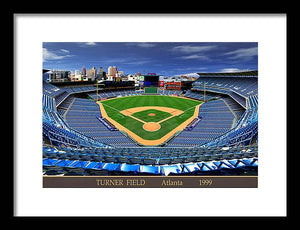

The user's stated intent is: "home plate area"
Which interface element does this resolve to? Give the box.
[143,122,161,132]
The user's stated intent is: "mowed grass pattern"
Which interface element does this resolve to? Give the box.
[101,96,201,140]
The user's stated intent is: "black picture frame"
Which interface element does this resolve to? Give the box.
[9,8,291,222]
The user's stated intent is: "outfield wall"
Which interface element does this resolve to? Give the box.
[144,87,158,94]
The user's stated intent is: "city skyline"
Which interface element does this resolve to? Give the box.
[43,42,258,77]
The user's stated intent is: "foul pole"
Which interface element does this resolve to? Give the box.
[203,81,206,102]
[96,80,98,101]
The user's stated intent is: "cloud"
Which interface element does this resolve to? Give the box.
[126,42,157,48]
[85,42,97,46]
[137,43,156,48]
[173,72,200,78]
[174,67,207,72]
[43,48,73,61]
[219,68,250,73]
[224,47,258,60]
[171,45,216,61]
[93,57,151,66]
[184,73,200,77]
[78,42,97,47]
[179,54,211,61]
[60,49,70,53]
[124,60,151,65]
[171,45,217,53]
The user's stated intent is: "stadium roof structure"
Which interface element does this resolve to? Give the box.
[140,74,161,77]
[43,69,51,74]
[197,70,258,77]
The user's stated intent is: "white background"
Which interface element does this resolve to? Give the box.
[14,14,287,216]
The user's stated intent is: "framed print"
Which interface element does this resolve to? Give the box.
[14,13,287,217]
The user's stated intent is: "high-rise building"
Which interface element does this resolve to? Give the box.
[73,70,82,81]
[108,66,117,77]
[86,67,97,81]
[75,70,80,76]
[97,67,105,80]
[108,66,112,75]
[81,66,86,76]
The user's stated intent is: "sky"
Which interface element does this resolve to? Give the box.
[43,42,258,77]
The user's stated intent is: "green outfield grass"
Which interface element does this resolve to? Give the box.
[101,95,201,140]
[132,109,171,123]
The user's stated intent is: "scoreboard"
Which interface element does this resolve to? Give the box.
[166,81,181,90]
[140,75,160,87]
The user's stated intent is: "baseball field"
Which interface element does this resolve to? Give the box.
[97,95,202,146]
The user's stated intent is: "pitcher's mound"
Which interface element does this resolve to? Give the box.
[148,113,156,116]
[143,122,161,132]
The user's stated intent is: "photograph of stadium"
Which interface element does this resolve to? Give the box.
[42,42,258,186]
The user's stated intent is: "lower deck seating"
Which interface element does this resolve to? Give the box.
[65,98,137,147]
[167,99,235,147]
[57,95,75,117]
[157,89,182,96]
[43,144,258,175]
[248,94,258,108]
[88,89,143,100]
[222,96,245,121]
